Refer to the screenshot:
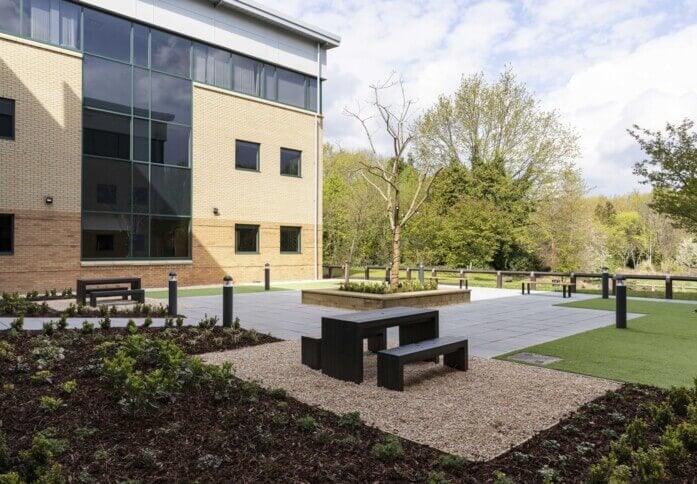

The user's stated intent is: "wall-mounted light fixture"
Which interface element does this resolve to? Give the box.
[213,207,219,216]
[44,196,54,205]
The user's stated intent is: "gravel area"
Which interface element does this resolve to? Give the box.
[201,341,619,461]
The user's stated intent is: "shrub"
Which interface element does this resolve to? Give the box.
[138,447,158,469]
[625,418,647,450]
[631,449,665,484]
[31,370,54,385]
[57,314,68,331]
[198,314,219,330]
[65,303,77,317]
[109,305,118,317]
[143,316,153,328]
[647,402,674,429]
[126,320,138,335]
[666,386,692,417]
[537,465,560,483]
[576,441,596,456]
[38,396,64,413]
[73,427,98,441]
[660,427,688,471]
[370,434,404,460]
[338,411,362,429]
[197,453,223,470]
[295,416,317,433]
[588,456,617,484]
[427,471,449,484]
[176,316,184,328]
[9,316,23,331]
[61,380,77,395]
[0,342,14,362]
[688,403,697,424]
[609,436,633,465]
[543,439,560,450]
[98,305,108,318]
[436,453,465,470]
[609,411,626,424]
[0,472,22,484]
[492,470,514,484]
[81,321,95,335]
[674,422,697,451]
[18,433,66,482]
[512,451,530,463]
[0,430,9,471]
[268,388,286,400]
[42,321,55,336]
[164,317,174,329]
[99,317,111,330]
[610,465,632,483]
[31,339,65,370]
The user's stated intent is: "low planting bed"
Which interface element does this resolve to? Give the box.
[2,322,697,482]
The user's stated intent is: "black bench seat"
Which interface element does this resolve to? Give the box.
[377,337,468,391]
[89,289,145,307]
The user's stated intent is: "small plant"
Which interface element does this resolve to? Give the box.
[576,441,596,456]
[295,416,317,433]
[436,453,465,470]
[631,448,665,483]
[674,422,697,450]
[687,403,697,424]
[338,411,362,429]
[81,320,95,335]
[126,319,138,334]
[42,321,56,336]
[660,427,688,471]
[143,316,153,328]
[537,465,560,483]
[492,470,513,484]
[31,370,54,385]
[561,423,579,435]
[610,435,633,465]
[38,395,64,413]
[197,453,223,470]
[109,305,118,317]
[138,447,158,468]
[18,432,67,481]
[427,471,449,484]
[98,305,108,318]
[164,317,174,328]
[647,402,674,429]
[609,411,626,424]
[0,341,14,362]
[512,451,530,463]
[0,429,10,471]
[625,418,647,450]
[542,439,560,450]
[176,316,184,328]
[370,434,404,460]
[73,427,98,441]
[99,317,111,330]
[233,317,241,330]
[61,379,78,395]
[9,316,24,331]
[57,314,68,330]
[601,428,618,439]
[2,384,15,395]
[65,303,77,317]
[198,314,219,329]
[268,388,286,399]
[666,386,692,416]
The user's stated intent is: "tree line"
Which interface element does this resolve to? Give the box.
[323,70,697,278]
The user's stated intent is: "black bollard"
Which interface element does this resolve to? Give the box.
[168,272,177,316]
[615,276,627,329]
[418,263,425,284]
[496,271,502,288]
[665,276,673,300]
[385,265,390,283]
[601,267,609,299]
[460,270,465,289]
[264,263,270,291]
[223,275,233,328]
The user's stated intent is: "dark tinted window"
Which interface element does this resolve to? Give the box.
[0,0,20,35]
[232,54,261,96]
[151,121,190,167]
[133,163,149,213]
[133,67,150,118]
[83,55,132,113]
[280,148,301,177]
[308,78,318,112]
[59,0,81,49]
[0,214,13,254]
[236,225,258,253]
[151,29,191,78]
[133,24,149,67]
[133,118,149,162]
[0,98,15,139]
[83,7,130,62]
[280,227,301,253]
[82,157,131,212]
[151,165,191,216]
[151,71,192,124]
[278,68,306,107]
[83,109,130,160]
[235,140,259,171]
[151,217,190,258]
[82,212,130,258]
[132,215,149,257]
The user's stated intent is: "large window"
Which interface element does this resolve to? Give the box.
[232,54,261,96]
[280,148,302,177]
[83,7,130,61]
[278,68,306,107]
[235,140,259,171]
[235,225,259,253]
[0,214,14,255]
[83,55,132,113]
[0,98,15,140]
[280,227,301,253]
[0,0,20,35]
[21,0,80,48]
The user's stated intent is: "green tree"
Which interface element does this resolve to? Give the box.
[630,119,697,233]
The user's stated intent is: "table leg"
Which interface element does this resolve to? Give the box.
[321,319,363,384]
[367,332,387,352]
[400,317,439,363]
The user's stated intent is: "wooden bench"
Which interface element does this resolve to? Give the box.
[86,286,130,302]
[522,279,574,298]
[377,337,468,391]
[77,277,142,305]
[89,288,145,307]
[428,277,468,289]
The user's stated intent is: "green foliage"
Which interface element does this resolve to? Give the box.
[537,465,560,483]
[143,317,153,328]
[198,314,219,330]
[338,411,362,429]
[492,470,513,484]
[60,380,77,395]
[81,321,94,335]
[0,472,23,484]
[631,449,665,484]
[268,388,286,400]
[31,339,65,370]
[176,316,184,328]
[38,396,64,413]
[370,434,404,461]
[31,371,54,385]
[0,342,14,362]
[99,317,111,330]
[660,427,688,471]
[609,436,633,465]
[126,320,137,335]
[666,386,692,416]
[0,430,9,472]
[197,454,223,470]
[56,315,68,331]
[436,453,465,470]
[588,456,618,484]
[9,316,23,332]
[625,418,647,450]
[426,471,449,484]
[295,416,317,433]
[18,433,67,482]
[646,402,674,429]
[673,422,697,451]
[339,280,438,294]
[42,321,55,336]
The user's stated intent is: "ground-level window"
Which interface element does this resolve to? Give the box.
[236,140,260,171]
[280,226,301,253]
[0,214,14,254]
[235,224,259,253]
[280,148,301,177]
[0,98,15,140]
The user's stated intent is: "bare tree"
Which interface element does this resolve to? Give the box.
[344,75,444,287]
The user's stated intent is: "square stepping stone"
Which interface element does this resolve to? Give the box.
[507,352,562,365]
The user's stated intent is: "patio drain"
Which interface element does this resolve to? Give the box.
[507,352,562,366]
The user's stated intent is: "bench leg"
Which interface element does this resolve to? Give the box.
[136,292,145,304]
[89,294,97,307]
[521,282,524,295]
[367,332,387,353]
[444,345,468,371]
[301,337,322,370]
[377,353,403,391]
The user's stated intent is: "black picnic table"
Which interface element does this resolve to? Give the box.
[320,307,439,384]
[76,277,142,305]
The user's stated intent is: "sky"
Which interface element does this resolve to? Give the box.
[265,0,697,195]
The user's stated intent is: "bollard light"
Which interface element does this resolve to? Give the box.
[264,263,271,291]
[223,275,234,327]
[418,263,425,284]
[601,266,609,299]
[168,272,178,316]
[615,276,627,329]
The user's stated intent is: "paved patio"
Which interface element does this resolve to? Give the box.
[1,287,641,358]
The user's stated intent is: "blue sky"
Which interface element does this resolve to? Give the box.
[265,0,697,195]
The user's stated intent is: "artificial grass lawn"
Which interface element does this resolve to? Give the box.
[498,297,697,389]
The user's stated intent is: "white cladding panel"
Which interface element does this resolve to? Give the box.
[77,0,327,76]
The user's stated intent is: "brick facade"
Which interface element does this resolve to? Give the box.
[0,35,323,293]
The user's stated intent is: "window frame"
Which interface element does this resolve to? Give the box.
[0,98,16,140]
[235,224,259,254]
[0,214,14,255]
[280,226,301,254]
[280,147,302,178]
[235,139,261,172]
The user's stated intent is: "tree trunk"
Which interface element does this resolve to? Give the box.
[390,224,401,288]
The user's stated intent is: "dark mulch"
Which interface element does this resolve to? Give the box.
[1,327,695,482]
